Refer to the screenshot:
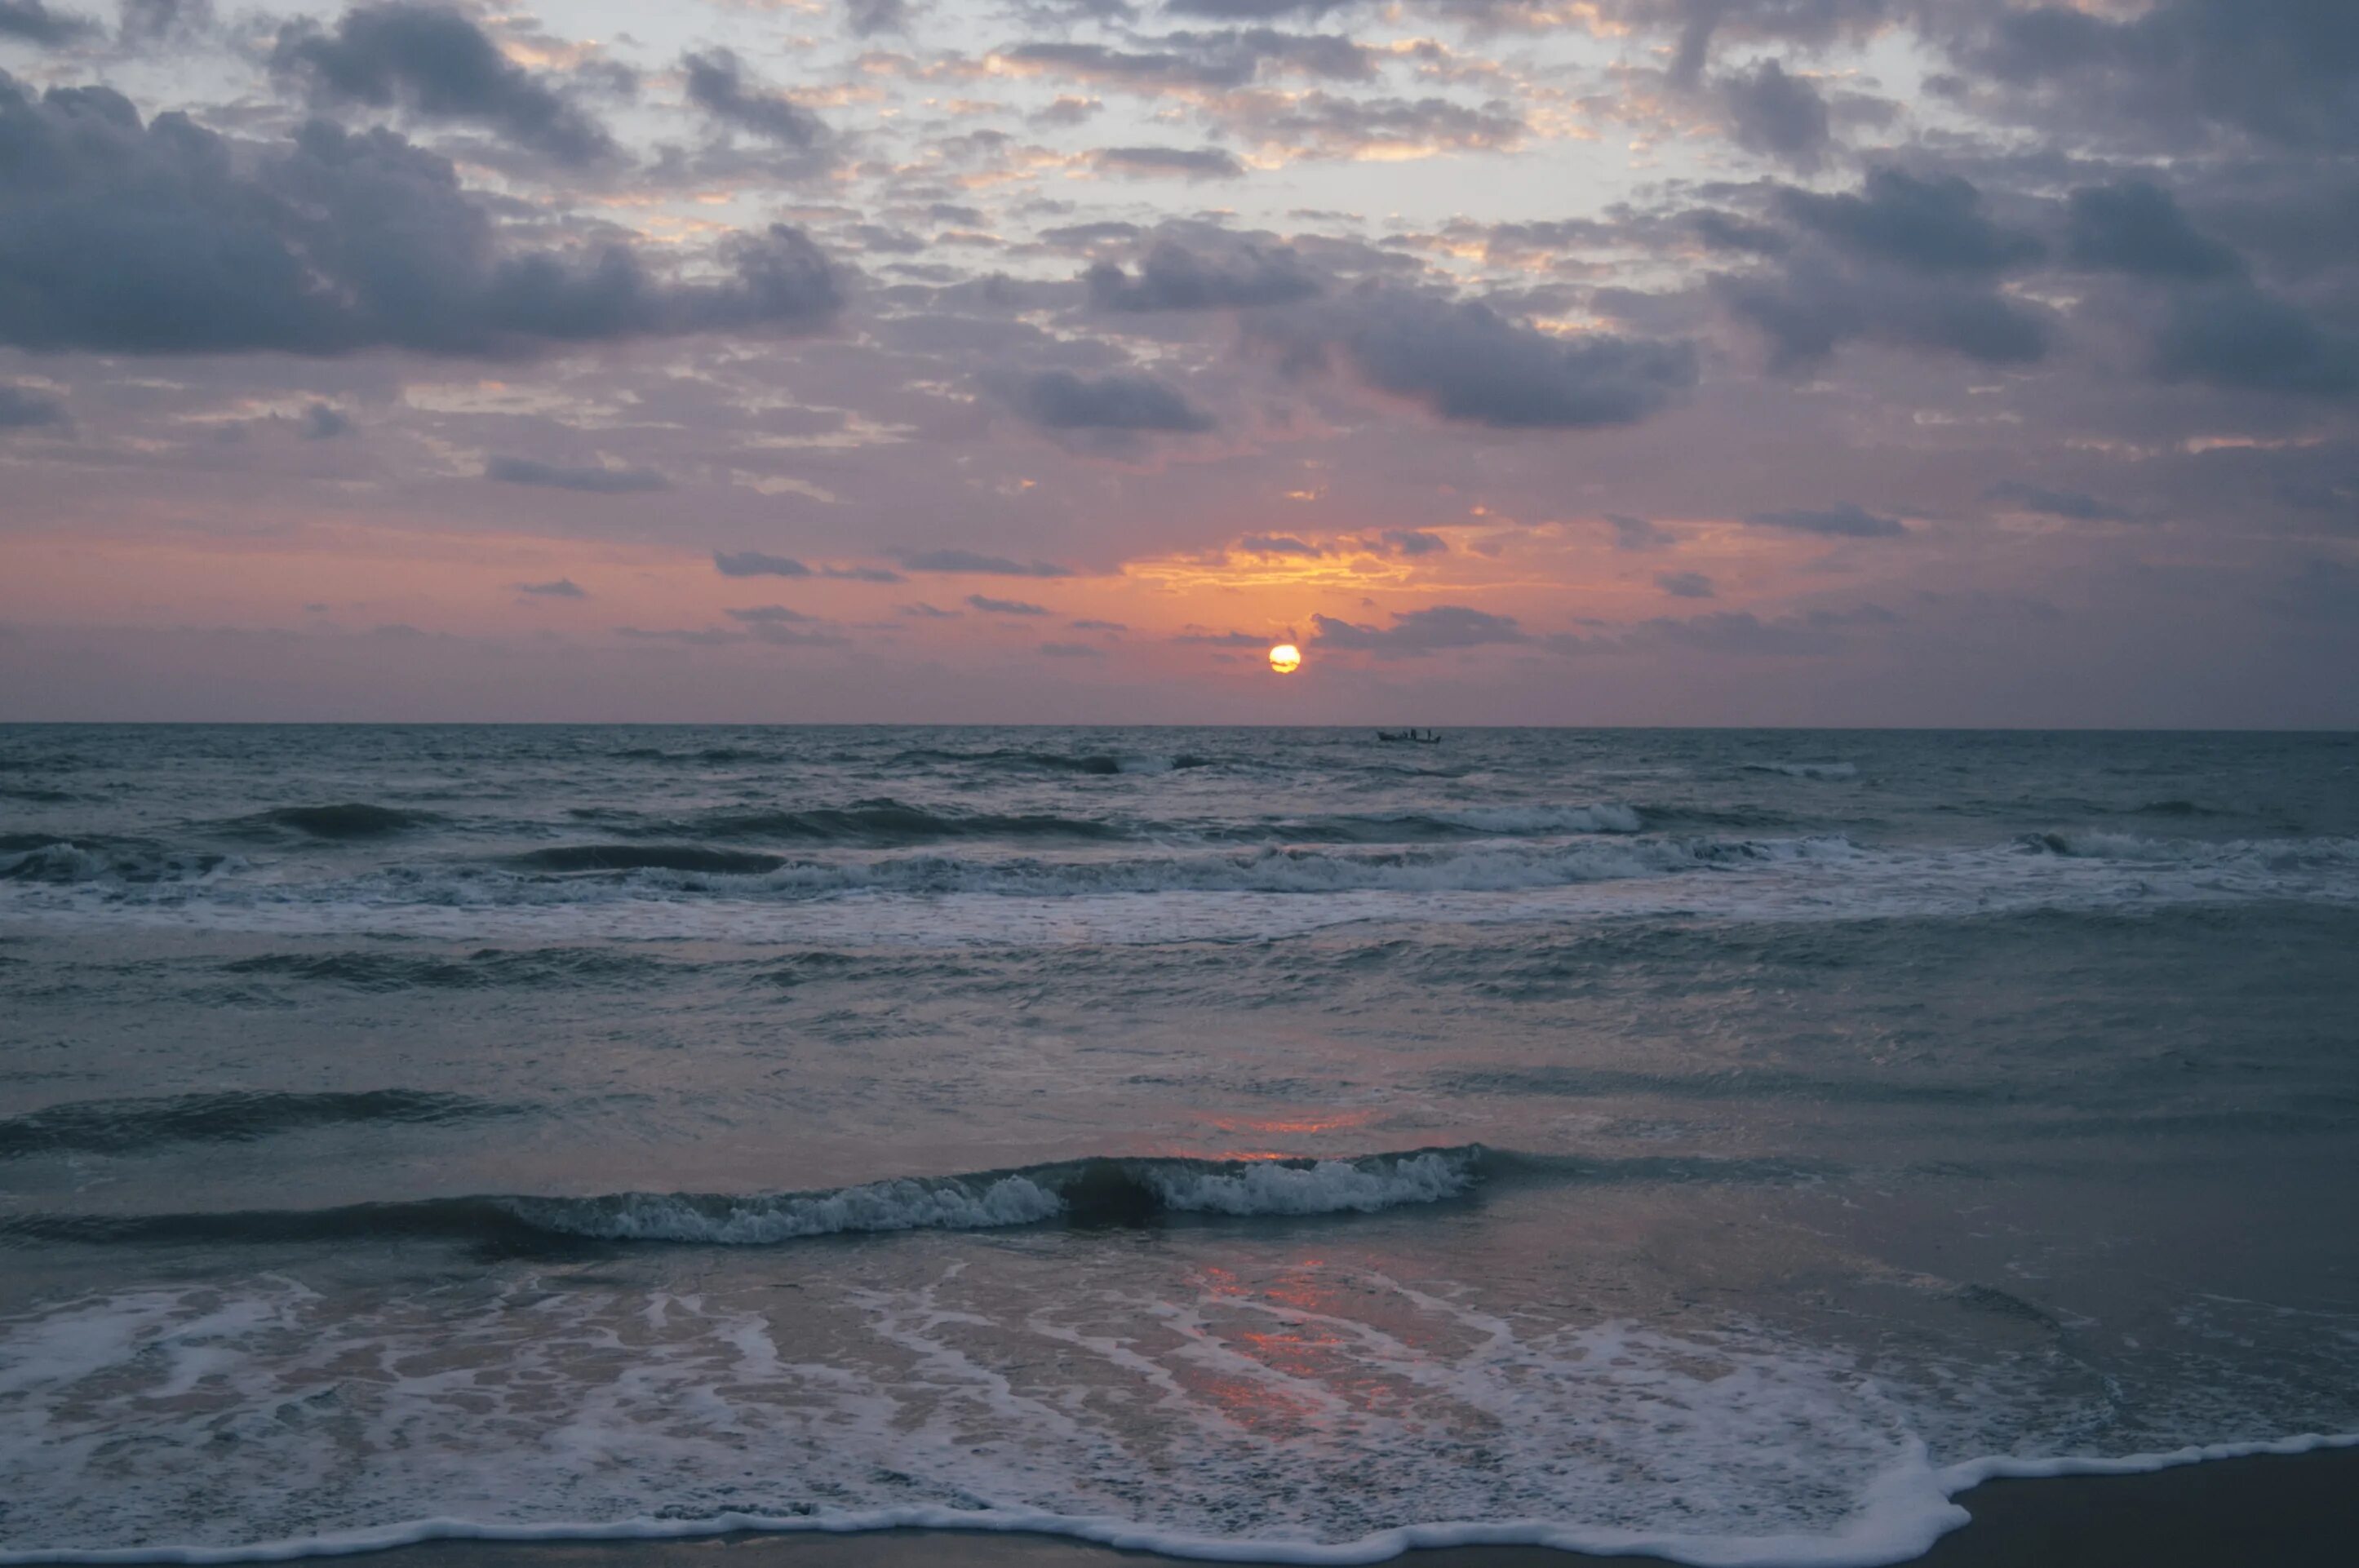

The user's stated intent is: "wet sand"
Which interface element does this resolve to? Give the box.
[379,1444,2359,1568]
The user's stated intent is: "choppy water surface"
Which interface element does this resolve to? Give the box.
[2,726,2357,1564]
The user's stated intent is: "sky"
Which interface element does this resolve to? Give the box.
[1,0,2354,724]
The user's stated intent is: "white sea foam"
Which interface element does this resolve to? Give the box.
[2,1274,2350,1568]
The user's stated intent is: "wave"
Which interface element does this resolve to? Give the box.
[1744,761,1859,781]
[219,947,664,992]
[891,746,1217,777]
[3,1147,1491,1248]
[506,844,789,875]
[573,800,1131,847]
[1235,804,1647,844]
[2022,830,2359,866]
[221,804,441,840]
[0,1090,517,1160]
[0,839,238,884]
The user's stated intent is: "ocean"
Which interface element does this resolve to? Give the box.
[2,725,2356,1565]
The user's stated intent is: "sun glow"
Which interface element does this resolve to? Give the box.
[1268,644,1302,674]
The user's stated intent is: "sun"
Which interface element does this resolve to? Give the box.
[1268,643,1302,675]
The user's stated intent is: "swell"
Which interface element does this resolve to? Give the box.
[218,804,443,840]
[220,946,666,992]
[0,1148,1842,1249]
[566,800,1130,846]
[0,1090,519,1160]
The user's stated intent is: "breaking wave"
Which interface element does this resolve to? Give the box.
[221,804,441,840]
[0,1147,1492,1248]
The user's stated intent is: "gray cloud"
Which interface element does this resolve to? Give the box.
[1091,146,1246,179]
[1086,238,1322,311]
[2153,286,2359,398]
[713,551,811,578]
[1746,503,1909,538]
[1009,370,1216,432]
[486,456,669,494]
[1775,168,2042,275]
[1607,513,1673,551]
[821,565,905,582]
[0,0,95,44]
[681,49,828,149]
[2064,180,2244,281]
[1311,604,1527,656]
[1656,570,1716,598]
[845,0,909,35]
[1985,481,2133,522]
[271,4,615,166]
[1257,290,1698,429]
[1718,60,1831,171]
[0,78,843,356]
[0,383,67,430]
[515,578,586,597]
[1716,255,2051,370]
[968,593,1049,614]
[899,550,1073,577]
[303,404,352,440]
[1953,0,2359,151]
[1037,640,1102,658]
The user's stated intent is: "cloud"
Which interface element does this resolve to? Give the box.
[996,32,1374,95]
[486,456,669,494]
[271,4,615,166]
[1086,238,1322,311]
[820,565,905,583]
[514,578,586,598]
[1607,513,1673,550]
[1090,146,1247,179]
[0,383,68,430]
[899,550,1073,577]
[1985,481,2133,522]
[1377,529,1448,556]
[1173,627,1272,646]
[1656,570,1716,598]
[2153,286,2359,398]
[1009,370,1216,432]
[1716,255,2051,370]
[1953,0,2359,151]
[1068,618,1127,631]
[1745,503,1909,538]
[302,404,353,440]
[967,593,1049,614]
[899,601,960,618]
[713,551,811,578]
[2064,181,2244,281]
[725,605,815,622]
[1311,603,1527,656]
[681,49,828,149]
[1256,290,1698,429]
[1037,640,1102,658]
[1238,534,1325,556]
[845,0,908,36]
[0,0,95,45]
[0,79,844,356]
[1717,60,1831,171]
[1774,168,2042,275]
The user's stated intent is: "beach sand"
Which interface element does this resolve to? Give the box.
[381,1446,2359,1568]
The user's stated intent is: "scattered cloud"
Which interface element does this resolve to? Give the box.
[486,457,669,494]
[967,593,1049,614]
[714,551,812,578]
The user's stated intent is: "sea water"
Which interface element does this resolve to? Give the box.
[2,726,2356,1563]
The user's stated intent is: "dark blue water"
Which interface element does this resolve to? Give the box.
[2,727,2357,1563]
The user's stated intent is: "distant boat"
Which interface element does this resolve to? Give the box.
[1377,729,1442,743]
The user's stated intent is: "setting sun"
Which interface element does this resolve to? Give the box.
[1268,643,1302,675]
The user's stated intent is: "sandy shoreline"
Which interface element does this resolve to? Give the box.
[308,1444,2359,1568]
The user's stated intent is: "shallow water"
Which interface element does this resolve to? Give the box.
[3,726,2357,1563]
